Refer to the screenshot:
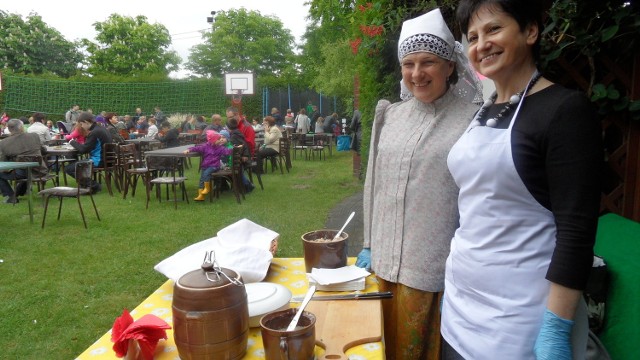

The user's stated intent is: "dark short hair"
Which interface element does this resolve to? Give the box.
[457,0,543,61]
[33,112,46,123]
[227,118,239,130]
[77,112,95,123]
[160,121,171,129]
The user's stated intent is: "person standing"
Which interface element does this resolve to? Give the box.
[0,119,48,203]
[295,108,311,134]
[354,8,482,360]
[270,107,284,128]
[153,107,166,123]
[441,1,603,359]
[65,105,80,124]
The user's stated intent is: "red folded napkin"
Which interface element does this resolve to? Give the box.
[111,309,171,360]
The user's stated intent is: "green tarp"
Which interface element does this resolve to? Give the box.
[594,213,640,359]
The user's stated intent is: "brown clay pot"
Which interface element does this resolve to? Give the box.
[302,229,349,273]
[260,308,316,360]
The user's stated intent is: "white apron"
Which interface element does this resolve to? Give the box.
[442,95,587,359]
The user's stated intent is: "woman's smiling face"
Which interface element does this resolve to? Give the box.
[465,4,538,82]
[401,52,454,104]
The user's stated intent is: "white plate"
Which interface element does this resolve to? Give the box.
[246,282,292,327]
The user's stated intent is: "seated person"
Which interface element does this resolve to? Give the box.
[134,116,149,136]
[145,118,158,139]
[106,112,126,144]
[157,121,180,148]
[0,119,48,203]
[66,112,112,193]
[194,115,208,131]
[254,116,282,174]
[226,118,255,192]
[65,122,87,144]
[183,130,231,201]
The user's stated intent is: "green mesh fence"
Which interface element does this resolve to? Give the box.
[0,74,262,120]
[0,74,345,122]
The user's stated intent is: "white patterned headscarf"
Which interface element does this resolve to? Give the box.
[398,8,483,104]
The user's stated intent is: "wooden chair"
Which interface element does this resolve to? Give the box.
[309,134,328,160]
[209,145,245,204]
[38,160,100,229]
[118,143,148,199]
[145,156,188,210]
[92,143,121,196]
[291,133,309,160]
[11,154,57,203]
[263,137,291,174]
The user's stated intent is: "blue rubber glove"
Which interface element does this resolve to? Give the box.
[355,248,371,271]
[534,308,574,360]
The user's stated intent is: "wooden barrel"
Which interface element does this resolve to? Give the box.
[173,267,249,360]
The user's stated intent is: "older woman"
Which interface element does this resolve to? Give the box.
[354,8,482,359]
[441,1,603,359]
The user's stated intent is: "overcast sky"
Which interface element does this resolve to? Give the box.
[4,0,311,78]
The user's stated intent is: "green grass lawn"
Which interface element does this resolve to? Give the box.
[0,149,362,359]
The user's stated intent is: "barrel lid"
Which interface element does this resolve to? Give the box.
[177,266,242,289]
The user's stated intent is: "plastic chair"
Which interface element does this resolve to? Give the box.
[38,160,100,229]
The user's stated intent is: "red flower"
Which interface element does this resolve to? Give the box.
[350,38,362,55]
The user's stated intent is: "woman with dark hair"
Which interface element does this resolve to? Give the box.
[441,1,603,359]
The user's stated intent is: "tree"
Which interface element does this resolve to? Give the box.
[81,14,180,77]
[311,39,356,99]
[186,9,296,84]
[0,11,82,77]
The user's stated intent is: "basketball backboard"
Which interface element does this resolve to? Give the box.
[224,72,254,95]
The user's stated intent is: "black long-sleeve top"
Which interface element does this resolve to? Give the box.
[485,84,603,290]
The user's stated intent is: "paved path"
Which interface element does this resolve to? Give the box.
[324,191,363,257]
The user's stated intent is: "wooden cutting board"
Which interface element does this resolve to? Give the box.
[306,299,383,360]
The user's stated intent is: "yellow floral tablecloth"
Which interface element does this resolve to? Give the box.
[76,257,384,360]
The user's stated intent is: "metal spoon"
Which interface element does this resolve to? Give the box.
[332,211,355,241]
[286,285,316,331]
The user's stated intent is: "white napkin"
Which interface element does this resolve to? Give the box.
[308,265,371,285]
[154,219,278,283]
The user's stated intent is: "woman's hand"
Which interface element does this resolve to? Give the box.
[534,309,573,360]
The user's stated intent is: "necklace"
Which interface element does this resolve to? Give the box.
[470,71,542,128]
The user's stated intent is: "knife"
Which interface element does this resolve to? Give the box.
[290,291,393,302]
